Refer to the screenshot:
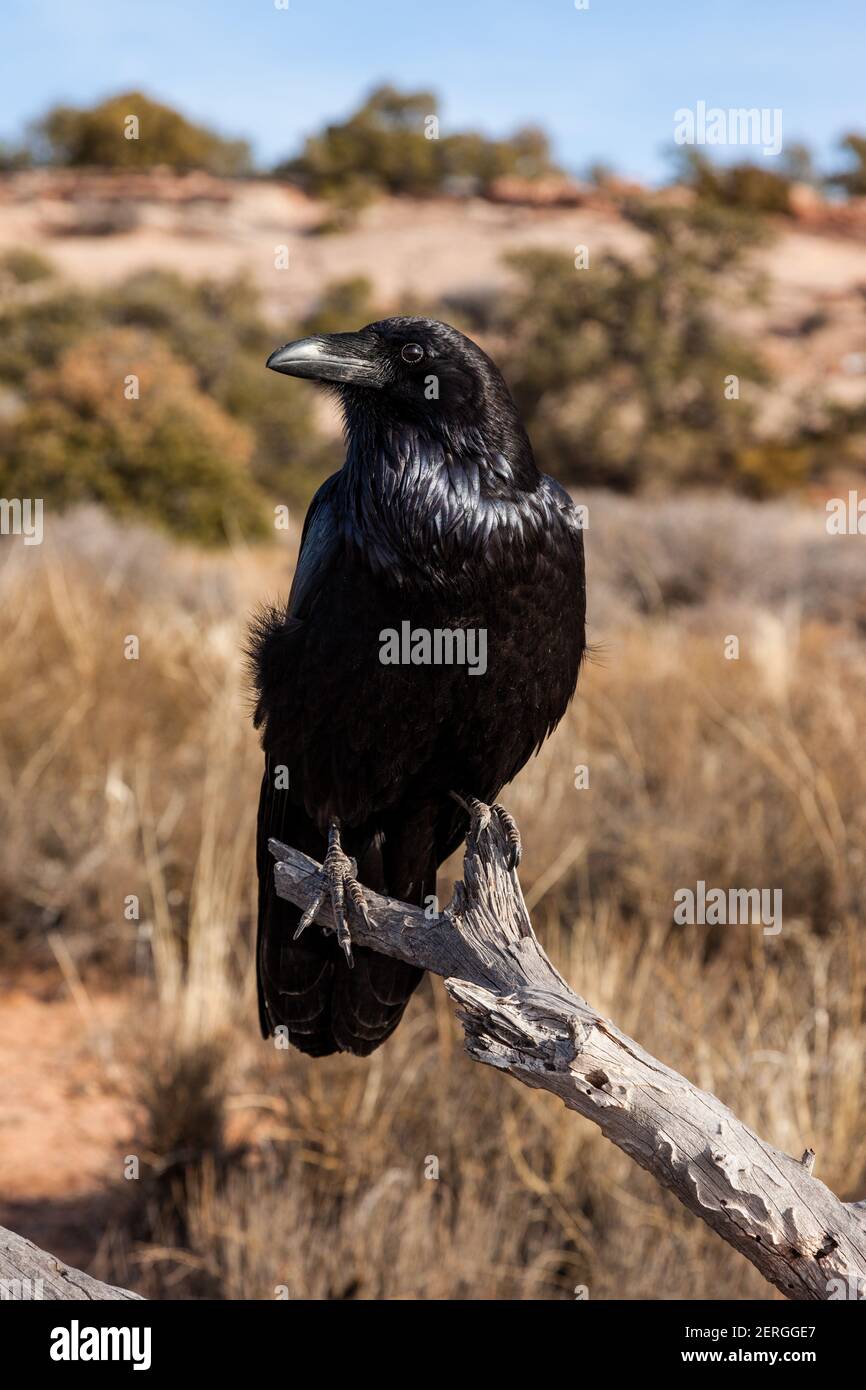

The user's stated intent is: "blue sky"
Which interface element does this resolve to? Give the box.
[3,0,865,181]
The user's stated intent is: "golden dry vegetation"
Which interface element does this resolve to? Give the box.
[2,496,864,1299]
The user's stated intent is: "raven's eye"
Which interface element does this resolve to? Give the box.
[401,342,424,364]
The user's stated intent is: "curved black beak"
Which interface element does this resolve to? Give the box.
[266,332,383,387]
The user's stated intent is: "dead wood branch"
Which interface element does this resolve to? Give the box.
[0,1225,143,1300]
[271,815,866,1302]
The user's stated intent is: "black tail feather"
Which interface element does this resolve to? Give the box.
[256,760,425,1056]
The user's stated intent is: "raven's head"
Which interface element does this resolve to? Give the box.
[266,316,532,469]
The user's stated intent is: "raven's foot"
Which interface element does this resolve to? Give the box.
[294,821,370,967]
[450,793,522,872]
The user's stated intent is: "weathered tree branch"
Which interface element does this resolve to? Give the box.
[0,1225,143,1300]
[272,815,866,1302]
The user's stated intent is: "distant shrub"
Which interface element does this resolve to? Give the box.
[437,124,553,185]
[299,276,380,336]
[0,248,55,284]
[676,149,794,215]
[32,91,252,174]
[0,328,268,542]
[826,132,866,197]
[0,140,31,172]
[104,269,331,507]
[279,84,558,208]
[495,201,771,490]
[105,269,265,389]
[0,264,336,525]
[733,442,814,496]
[0,283,98,384]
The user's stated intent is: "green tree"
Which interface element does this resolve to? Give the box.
[32,91,252,174]
[279,85,558,207]
[0,328,268,542]
[299,276,380,336]
[496,201,772,490]
[0,265,340,533]
[0,140,31,172]
[827,133,866,197]
[103,269,330,505]
[674,149,794,215]
[0,247,55,285]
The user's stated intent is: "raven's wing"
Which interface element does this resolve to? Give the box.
[252,475,424,1054]
[287,474,342,620]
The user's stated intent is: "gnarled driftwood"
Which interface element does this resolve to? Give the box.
[271,812,866,1302]
[0,1225,143,1300]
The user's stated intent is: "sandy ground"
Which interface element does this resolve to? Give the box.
[0,177,645,317]
[0,976,133,1269]
[0,979,131,1202]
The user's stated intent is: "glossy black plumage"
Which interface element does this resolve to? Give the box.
[251,318,586,1056]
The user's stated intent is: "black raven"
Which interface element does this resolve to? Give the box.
[251,317,585,1056]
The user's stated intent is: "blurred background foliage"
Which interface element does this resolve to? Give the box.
[0,262,332,540]
[1,85,865,533]
[3,82,865,210]
[827,132,866,196]
[25,90,253,175]
[672,145,819,215]
[7,327,266,543]
[492,202,771,491]
[275,84,557,219]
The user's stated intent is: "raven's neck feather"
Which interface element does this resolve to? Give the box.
[338,418,548,594]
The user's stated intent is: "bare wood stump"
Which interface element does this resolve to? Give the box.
[272,812,866,1302]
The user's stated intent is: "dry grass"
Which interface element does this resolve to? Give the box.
[2,494,865,1300]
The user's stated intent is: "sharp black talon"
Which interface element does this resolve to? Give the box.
[451,792,522,871]
[451,791,492,837]
[492,802,522,871]
[288,819,372,967]
[346,876,371,932]
[295,892,324,940]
